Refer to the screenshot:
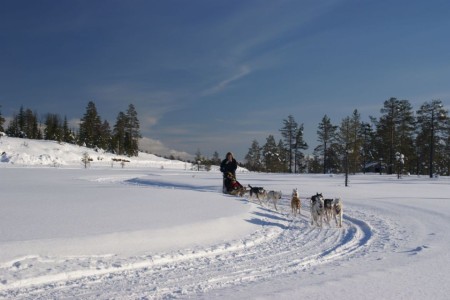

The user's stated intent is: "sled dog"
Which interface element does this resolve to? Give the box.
[310,193,324,227]
[266,190,282,211]
[248,185,267,205]
[290,188,301,216]
[333,198,343,228]
[323,198,334,225]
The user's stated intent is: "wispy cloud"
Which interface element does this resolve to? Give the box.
[200,65,251,96]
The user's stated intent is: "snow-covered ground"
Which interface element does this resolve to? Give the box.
[1,136,450,299]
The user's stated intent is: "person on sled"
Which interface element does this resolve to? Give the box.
[224,172,245,196]
[220,152,238,193]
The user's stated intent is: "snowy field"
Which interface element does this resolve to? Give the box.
[1,137,450,299]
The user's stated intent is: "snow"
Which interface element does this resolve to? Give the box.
[1,136,450,299]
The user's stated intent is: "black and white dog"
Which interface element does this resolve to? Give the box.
[248,185,267,205]
[310,193,324,227]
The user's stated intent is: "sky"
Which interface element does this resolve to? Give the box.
[1,0,450,161]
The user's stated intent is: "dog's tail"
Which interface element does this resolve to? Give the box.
[248,184,253,196]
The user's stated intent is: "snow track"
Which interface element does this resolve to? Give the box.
[1,193,383,299]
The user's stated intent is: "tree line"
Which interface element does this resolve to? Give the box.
[242,98,449,177]
[2,97,449,176]
[0,101,141,157]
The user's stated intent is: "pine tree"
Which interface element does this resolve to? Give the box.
[280,115,298,173]
[316,115,338,174]
[212,151,221,165]
[124,104,141,156]
[0,105,5,132]
[6,113,19,137]
[79,101,102,148]
[349,109,362,173]
[113,111,127,155]
[62,116,75,143]
[98,120,112,151]
[245,140,262,171]
[360,122,373,173]
[337,116,353,174]
[376,98,416,174]
[23,109,39,139]
[293,123,308,173]
[416,99,448,177]
[277,139,289,173]
[262,135,280,172]
[44,113,62,141]
[5,106,39,138]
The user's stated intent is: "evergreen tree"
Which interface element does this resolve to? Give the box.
[62,116,75,143]
[124,104,141,156]
[416,99,448,177]
[245,140,262,171]
[113,111,127,155]
[277,139,289,173]
[23,108,39,139]
[212,151,221,165]
[44,113,62,141]
[79,101,102,148]
[444,115,450,176]
[316,115,338,174]
[5,106,39,138]
[5,113,19,137]
[98,120,112,151]
[17,106,26,136]
[375,98,416,174]
[348,109,362,173]
[0,105,5,132]
[262,135,280,172]
[360,122,374,173]
[393,100,416,174]
[293,123,308,173]
[280,115,298,173]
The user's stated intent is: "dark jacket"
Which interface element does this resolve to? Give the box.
[220,158,237,177]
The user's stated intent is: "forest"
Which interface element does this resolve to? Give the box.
[241,97,449,177]
[0,101,141,157]
[1,97,449,176]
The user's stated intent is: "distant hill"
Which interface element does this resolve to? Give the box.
[0,136,192,170]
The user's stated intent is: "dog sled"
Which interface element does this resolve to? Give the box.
[222,172,246,196]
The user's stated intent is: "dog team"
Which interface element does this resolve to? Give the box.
[235,184,343,228]
[220,153,343,227]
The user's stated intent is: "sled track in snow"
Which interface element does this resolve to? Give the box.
[0,207,380,299]
[1,182,388,300]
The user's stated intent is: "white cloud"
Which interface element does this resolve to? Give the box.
[139,137,193,160]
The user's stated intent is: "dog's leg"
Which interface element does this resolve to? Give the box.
[257,194,263,206]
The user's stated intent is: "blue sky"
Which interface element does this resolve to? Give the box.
[1,0,450,161]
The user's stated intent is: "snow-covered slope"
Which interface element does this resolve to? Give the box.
[0,136,191,169]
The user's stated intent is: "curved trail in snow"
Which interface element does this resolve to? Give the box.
[0,174,442,299]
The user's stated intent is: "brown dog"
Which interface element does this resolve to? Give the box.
[291,188,301,216]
